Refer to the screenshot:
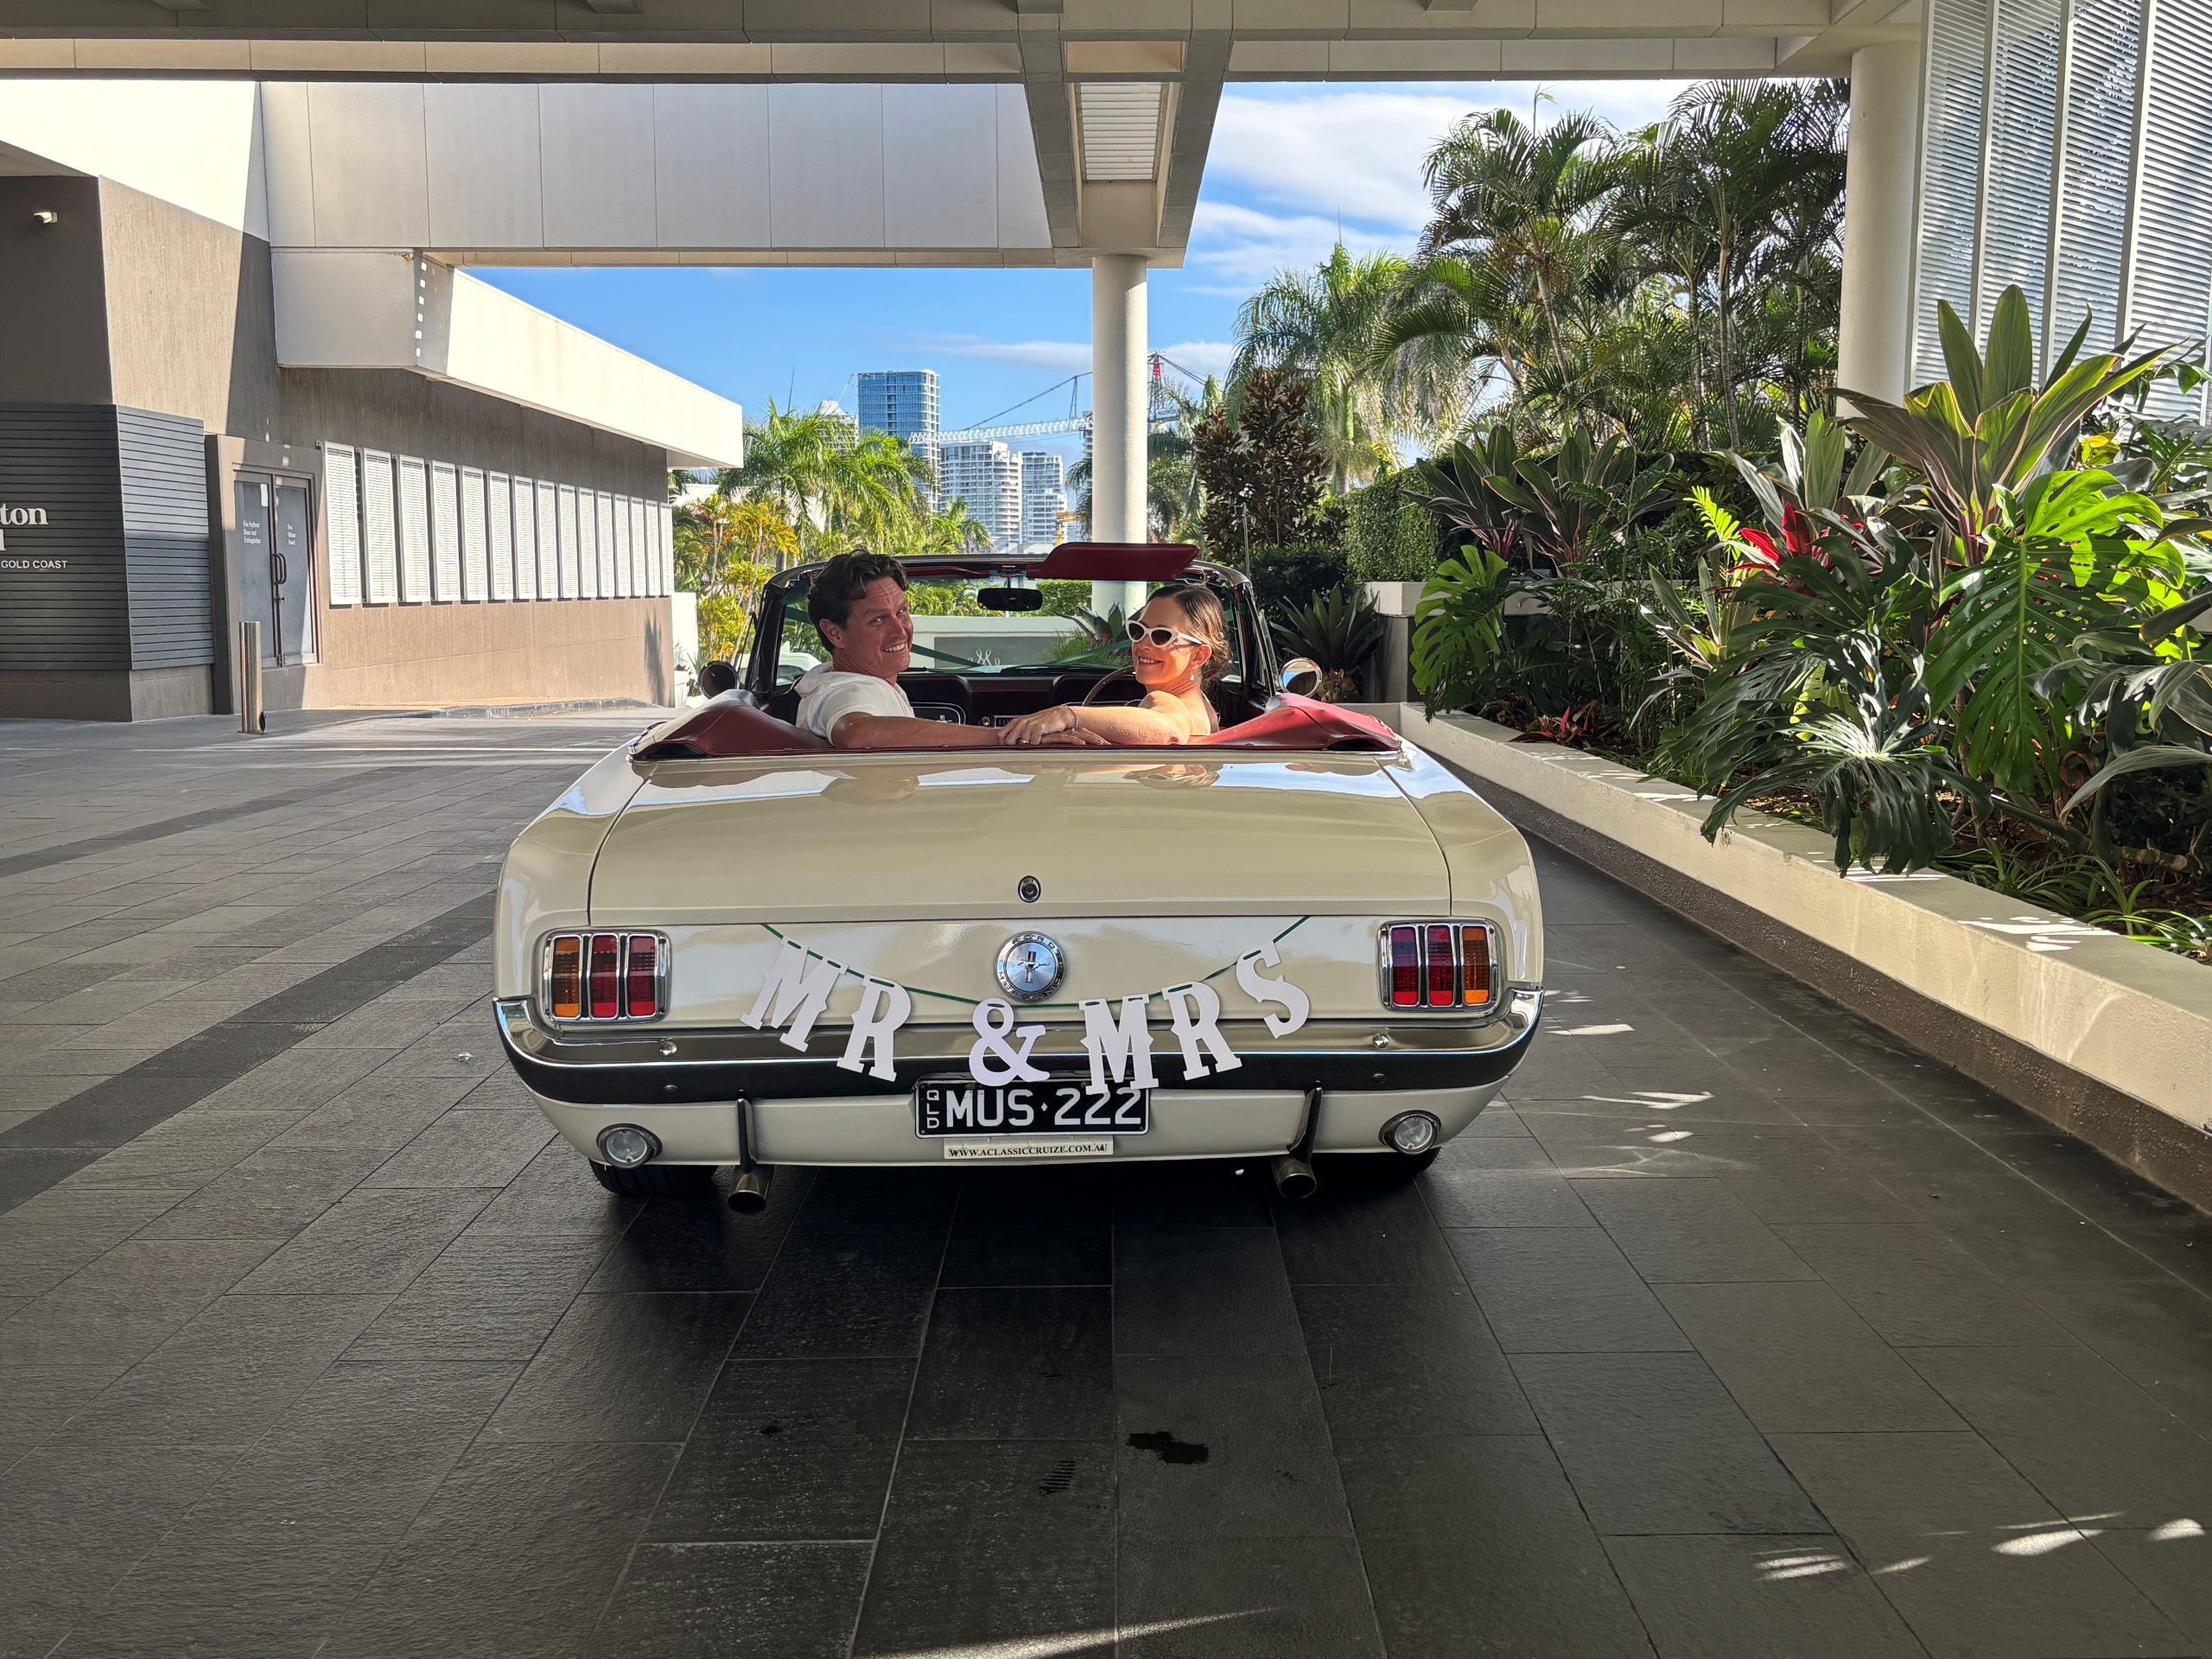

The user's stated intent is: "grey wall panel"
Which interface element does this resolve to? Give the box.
[0,404,129,673]
[116,405,213,671]
[0,179,113,408]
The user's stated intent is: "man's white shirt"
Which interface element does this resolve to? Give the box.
[794,666,912,742]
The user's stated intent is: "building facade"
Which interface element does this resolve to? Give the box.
[936,440,1022,555]
[1019,451,1067,552]
[0,91,740,721]
[858,369,939,501]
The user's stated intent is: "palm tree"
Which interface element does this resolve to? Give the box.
[716,403,932,562]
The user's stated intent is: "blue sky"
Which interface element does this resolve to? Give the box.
[477,79,1688,466]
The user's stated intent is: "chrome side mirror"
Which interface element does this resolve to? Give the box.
[1280,657,1322,696]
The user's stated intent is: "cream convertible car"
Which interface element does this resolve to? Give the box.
[494,543,1543,1209]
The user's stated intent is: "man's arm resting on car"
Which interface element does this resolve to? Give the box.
[830,712,1019,749]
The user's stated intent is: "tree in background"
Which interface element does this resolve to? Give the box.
[1192,370,1330,556]
[673,496,793,661]
[715,403,931,561]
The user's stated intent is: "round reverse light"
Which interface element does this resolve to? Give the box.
[1382,1111,1440,1155]
[597,1124,659,1168]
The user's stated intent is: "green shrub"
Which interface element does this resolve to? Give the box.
[1342,473,1444,584]
[1248,543,1349,626]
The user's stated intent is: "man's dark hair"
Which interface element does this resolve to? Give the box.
[808,550,907,635]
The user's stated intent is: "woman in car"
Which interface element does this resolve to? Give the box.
[1000,583,1228,747]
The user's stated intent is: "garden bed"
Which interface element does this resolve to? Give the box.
[1379,705,2212,1211]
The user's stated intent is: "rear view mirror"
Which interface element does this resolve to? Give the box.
[1281,657,1322,696]
[979,585,1044,612]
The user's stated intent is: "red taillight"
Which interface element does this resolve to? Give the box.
[1388,925,1421,1007]
[1462,925,1493,1006]
[1425,925,1455,1007]
[624,933,658,1018]
[588,933,620,1019]
[549,934,582,1020]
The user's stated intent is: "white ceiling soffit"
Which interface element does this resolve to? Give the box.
[1077,82,1163,184]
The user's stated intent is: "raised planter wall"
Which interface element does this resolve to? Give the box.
[1380,706,2212,1211]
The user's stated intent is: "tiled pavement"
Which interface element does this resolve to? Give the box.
[3,712,2210,1659]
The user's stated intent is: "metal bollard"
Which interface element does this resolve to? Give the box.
[239,620,264,734]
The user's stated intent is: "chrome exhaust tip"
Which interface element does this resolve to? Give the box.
[728,1165,773,1214]
[1269,1154,1318,1199]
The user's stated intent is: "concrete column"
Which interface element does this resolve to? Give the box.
[1837,40,1924,410]
[1090,253,1148,617]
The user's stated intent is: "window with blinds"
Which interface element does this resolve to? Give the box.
[658,504,675,595]
[1980,0,2064,335]
[1915,0,1992,385]
[2050,0,2145,354]
[597,492,619,597]
[324,444,361,607]
[429,461,463,602]
[397,457,432,604]
[537,480,561,597]
[488,472,515,601]
[613,496,632,599]
[577,488,599,601]
[362,449,399,606]
[512,478,537,601]
[2129,0,2212,418]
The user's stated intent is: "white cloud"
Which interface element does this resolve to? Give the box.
[1185,200,1404,289]
[1157,340,1236,378]
[921,335,1093,374]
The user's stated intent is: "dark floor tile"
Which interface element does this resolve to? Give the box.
[130,1145,387,1242]
[1605,1534,1923,1659]
[1294,1281,1537,1436]
[1272,1171,1462,1284]
[471,1142,645,1242]
[1436,1122,1567,1172]
[1575,1178,1817,1282]
[909,1285,1111,1440]
[58,1293,390,1444]
[266,1071,483,1152]
[232,1185,493,1297]
[363,1107,554,1189]
[1113,1228,1304,1357]
[1903,1344,2212,1522]
[851,1440,1114,1658]
[0,1440,245,1659]
[1656,1281,1966,1433]
[587,1179,803,1294]
[1445,1227,1689,1353]
[794,1166,963,1234]
[346,1232,612,1363]
[482,1292,749,1443]
[1337,1433,1651,1659]
[1117,1535,1385,1658]
[322,1439,677,1658]
[2015,1277,2212,1441]
[2096,1527,2212,1656]
[1112,1157,1276,1229]
[0,1236,279,1372]
[1420,1164,1598,1228]
[1512,1351,1824,1535]
[939,1164,1111,1287]
[1771,1432,2190,1659]
[1116,1352,1351,1541]
[0,1186,189,1299]
[1714,1163,1923,1226]
[1516,1113,1713,1178]
[734,1229,943,1359]
[647,1357,914,1542]
[1777,1224,2078,1347]
[588,1541,873,1659]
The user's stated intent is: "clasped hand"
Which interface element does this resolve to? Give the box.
[999,706,1109,747]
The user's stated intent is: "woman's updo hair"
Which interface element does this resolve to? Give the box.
[1147,583,1230,687]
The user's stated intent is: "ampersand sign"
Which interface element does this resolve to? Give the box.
[968,998,1051,1085]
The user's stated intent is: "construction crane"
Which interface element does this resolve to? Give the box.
[909,353,1207,447]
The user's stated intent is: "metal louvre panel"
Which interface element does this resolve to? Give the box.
[614,495,633,598]
[2051,0,2144,353]
[324,444,361,607]
[429,461,462,602]
[598,491,619,597]
[460,467,489,602]
[658,503,674,595]
[2130,0,2212,417]
[626,497,646,596]
[556,484,580,600]
[1915,0,1990,385]
[362,449,398,606]
[488,471,515,601]
[1077,82,1162,181]
[536,480,560,597]
[397,456,432,604]
[1980,0,2064,335]
[512,476,537,601]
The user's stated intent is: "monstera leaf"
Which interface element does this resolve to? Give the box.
[1411,546,1514,715]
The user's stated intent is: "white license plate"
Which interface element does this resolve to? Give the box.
[940,1135,1115,1161]
[913,1078,1149,1136]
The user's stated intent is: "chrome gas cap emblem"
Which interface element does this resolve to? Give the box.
[995,932,1065,1002]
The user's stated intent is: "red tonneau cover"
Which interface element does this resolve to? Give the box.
[631,693,1396,761]
[1031,542,1198,582]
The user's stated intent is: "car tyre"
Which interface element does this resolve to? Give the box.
[590,1160,718,1198]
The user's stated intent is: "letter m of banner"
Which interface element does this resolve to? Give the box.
[1078,995,1156,1091]
[742,939,847,1052]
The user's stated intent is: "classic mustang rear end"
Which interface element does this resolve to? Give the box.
[493,546,1543,1202]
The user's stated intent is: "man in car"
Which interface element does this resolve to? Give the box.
[797,550,1105,750]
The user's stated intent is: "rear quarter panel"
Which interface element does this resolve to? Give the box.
[493,746,649,999]
[1387,742,1544,986]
